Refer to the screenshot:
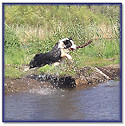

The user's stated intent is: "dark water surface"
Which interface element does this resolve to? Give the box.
[4,80,121,121]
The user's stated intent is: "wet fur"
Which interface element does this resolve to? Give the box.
[29,43,61,68]
[29,38,76,69]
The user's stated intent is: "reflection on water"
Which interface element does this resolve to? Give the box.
[4,80,121,121]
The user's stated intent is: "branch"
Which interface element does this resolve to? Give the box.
[70,40,93,51]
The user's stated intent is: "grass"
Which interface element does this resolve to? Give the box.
[5,65,24,78]
[4,25,120,78]
[4,5,120,78]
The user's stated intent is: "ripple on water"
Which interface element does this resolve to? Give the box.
[98,80,119,88]
[4,80,121,121]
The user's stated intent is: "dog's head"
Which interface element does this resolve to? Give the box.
[58,37,76,50]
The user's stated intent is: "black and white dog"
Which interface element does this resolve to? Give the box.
[29,37,76,69]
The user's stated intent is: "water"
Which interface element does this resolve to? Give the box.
[4,80,121,121]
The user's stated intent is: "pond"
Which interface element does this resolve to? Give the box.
[4,80,121,122]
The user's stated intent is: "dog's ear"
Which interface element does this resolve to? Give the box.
[68,37,72,40]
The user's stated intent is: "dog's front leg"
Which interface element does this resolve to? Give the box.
[65,54,72,60]
[60,49,72,61]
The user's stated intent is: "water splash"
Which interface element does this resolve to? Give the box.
[27,73,76,89]
[29,87,57,96]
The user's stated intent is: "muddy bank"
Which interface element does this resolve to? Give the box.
[4,64,120,94]
[75,64,120,87]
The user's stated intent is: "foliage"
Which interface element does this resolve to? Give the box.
[4,24,20,50]
[5,5,110,27]
[4,4,120,78]
[5,65,23,78]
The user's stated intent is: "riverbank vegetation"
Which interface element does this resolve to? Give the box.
[4,4,120,78]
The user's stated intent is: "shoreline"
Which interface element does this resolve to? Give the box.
[4,64,120,95]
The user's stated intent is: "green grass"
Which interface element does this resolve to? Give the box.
[4,26,120,78]
[5,65,23,78]
[5,5,111,27]
[5,48,28,66]
[4,5,120,78]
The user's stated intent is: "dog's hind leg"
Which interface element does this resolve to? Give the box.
[23,66,30,72]
[54,62,60,66]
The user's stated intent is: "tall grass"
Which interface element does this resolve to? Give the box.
[4,5,120,78]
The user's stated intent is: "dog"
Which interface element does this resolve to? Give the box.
[29,37,76,69]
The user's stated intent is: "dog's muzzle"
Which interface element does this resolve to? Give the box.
[70,44,77,50]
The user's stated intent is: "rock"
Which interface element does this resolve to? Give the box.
[27,74,76,89]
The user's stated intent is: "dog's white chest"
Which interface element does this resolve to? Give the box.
[61,49,68,57]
